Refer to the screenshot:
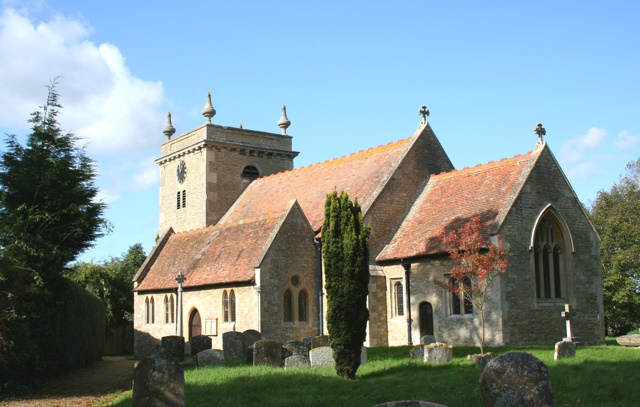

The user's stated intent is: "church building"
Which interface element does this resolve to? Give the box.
[133,93,605,356]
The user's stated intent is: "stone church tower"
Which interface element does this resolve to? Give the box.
[156,93,299,233]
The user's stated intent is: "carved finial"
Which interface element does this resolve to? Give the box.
[202,92,216,124]
[277,104,291,135]
[419,105,430,123]
[239,124,243,129]
[534,122,546,143]
[162,112,176,141]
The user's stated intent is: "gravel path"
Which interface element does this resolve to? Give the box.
[0,356,136,407]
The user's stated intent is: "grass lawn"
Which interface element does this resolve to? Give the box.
[107,338,640,407]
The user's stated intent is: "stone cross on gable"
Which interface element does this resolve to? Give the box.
[561,304,574,342]
[534,123,546,142]
[419,105,430,123]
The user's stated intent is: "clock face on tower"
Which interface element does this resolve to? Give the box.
[176,160,187,184]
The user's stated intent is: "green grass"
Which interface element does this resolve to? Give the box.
[108,338,640,407]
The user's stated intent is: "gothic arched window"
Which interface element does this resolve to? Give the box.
[394,281,404,316]
[230,290,236,323]
[145,297,150,324]
[534,216,564,299]
[298,290,308,322]
[223,290,229,323]
[283,289,293,322]
[170,295,175,323]
[150,297,155,324]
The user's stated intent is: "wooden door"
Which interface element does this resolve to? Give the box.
[419,302,434,337]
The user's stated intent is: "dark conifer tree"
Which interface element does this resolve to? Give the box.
[321,190,370,380]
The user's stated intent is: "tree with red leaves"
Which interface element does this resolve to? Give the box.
[436,217,509,354]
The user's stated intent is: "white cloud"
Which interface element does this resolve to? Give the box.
[0,7,165,155]
[94,190,120,205]
[132,158,159,190]
[560,127,607,165]
[614,130,640,150]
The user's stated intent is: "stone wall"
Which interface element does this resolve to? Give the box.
[367,271,388,346]
[498,147,604,345]
[258,203,319,342]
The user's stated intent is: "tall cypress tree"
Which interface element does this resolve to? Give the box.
[321,190,370,380]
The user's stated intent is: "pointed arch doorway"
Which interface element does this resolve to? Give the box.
[419,302,434,337]
[189,309,201,341]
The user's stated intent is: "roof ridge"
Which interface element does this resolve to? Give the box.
[434,150,533,179]
[254,137,413,182]
[172,224,216,235]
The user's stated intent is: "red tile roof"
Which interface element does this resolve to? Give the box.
[377,149,540,261]
[221,137,414,232]
[135,216,281,291]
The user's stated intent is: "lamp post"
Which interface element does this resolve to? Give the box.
[175,272,186,337]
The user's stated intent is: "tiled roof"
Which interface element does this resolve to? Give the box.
[135,216,281,291]
[221,137,414,232]
[377,149,540,261]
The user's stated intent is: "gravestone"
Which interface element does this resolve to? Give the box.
[467,353,497,369]
[309,346,334,367]
[196,349,225,367]
[285,354,311,369]
[223,331,244,360]
[132,346,185,406]
[247,344,255,363]
[281,344,293,366]
[373,401,449,407]
[302,336,314,350]
[191,335,212,356]
[242,329,262,359]
[479,352,555,407]
[361,346,368,365]
[554,341,576,360]
[424,343,453,364]
[561,304,576,342]
[311,335,330,349]
[285,340,308,357]
[616,334,640,347]
[420,335,436,345]
[410,344,425,360]
[253,339,283,367]
[161,336,185,362]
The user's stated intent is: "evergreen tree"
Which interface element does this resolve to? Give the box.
[321,190,370,380]
[0,79,106,280]
[591,159,640,335]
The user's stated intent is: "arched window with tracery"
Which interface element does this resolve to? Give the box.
[283,289,293,322]
[298,290,308,322]
[534,216,564,299]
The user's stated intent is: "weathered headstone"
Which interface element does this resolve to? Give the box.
[161,336,185,362]
[479,352,555,407]
[191,335,212,356]
[253,339,283,367]
[285,340,308,357]
[196,349,225,368]
[410,344,425,360]
[424,343,453,364]
[281,344,293,366]
[311,335,330,349]
[554,341,576,360]
[285,354,311,369]
[420,335,437,345]
[223,331,244,360]
[302,336,314,350]
[373,401,449,407]
[309,346,335,367]
[242,329,262,359]
[467,353,497,369]
[361,346,368,365]
[616,334,640,347]
[132,346,185,406]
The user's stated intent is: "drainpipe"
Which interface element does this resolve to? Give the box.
[402,260,413,346]
[314,237,324,335]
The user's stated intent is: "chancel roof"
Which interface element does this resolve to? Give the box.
[377,147,542,261]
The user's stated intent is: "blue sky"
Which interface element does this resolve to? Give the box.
[0,0,638,262]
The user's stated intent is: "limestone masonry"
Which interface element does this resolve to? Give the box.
[132,94,604,357]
